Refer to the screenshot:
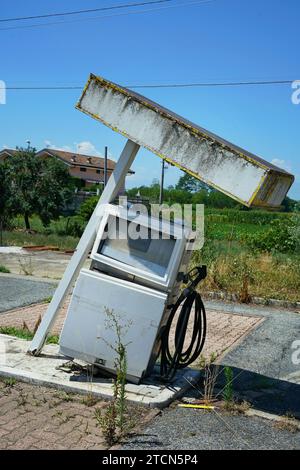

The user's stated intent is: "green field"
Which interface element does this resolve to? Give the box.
[2,209,300,303]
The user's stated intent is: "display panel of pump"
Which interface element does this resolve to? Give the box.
[90,204,188,292]
[59,204,203,383]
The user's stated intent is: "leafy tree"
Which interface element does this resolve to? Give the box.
[78,195,100,221]
[192,189,209,205]
[164,189,192,205]
[126,183,160,202]
[0,160,13,236]
[281,196,297,213]
[176,173,210,193]
[4,147,73,230]
[206,190,237,209]
[246,216,300,253]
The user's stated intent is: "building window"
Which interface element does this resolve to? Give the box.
[80,167,87,172]
[96,169,101,174]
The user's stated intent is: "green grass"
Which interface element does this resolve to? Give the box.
[206,222,266,241]
[2,378,16,387]
[2,215,80,250]
[3,210,300,303]
[194,240,300,302]
[1,230,78,251]
[0,326,59,344]
[0,265,10,273]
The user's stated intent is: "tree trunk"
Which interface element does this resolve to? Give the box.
[24,213,30,230]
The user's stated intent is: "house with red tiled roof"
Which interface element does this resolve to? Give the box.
[0,148,20,158]
[0,147,134,189]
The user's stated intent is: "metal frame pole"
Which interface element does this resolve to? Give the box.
[159,159,167,205]
[28,139,140,355]
[104,146,108,186]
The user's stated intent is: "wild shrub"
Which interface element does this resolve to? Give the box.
[246,216,300,253]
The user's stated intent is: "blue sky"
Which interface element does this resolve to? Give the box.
[1,0,299,199]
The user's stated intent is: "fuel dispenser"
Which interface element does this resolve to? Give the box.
[59,204,206,383]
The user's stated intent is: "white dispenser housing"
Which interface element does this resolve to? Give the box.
[59,204,192,383]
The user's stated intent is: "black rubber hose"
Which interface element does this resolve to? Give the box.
[159,266,207,381]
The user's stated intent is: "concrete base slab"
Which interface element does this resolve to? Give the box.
[0,334,201,408]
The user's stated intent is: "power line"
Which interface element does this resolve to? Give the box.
[0,0,173,22]
[128,79,295,88]
[1,80,295,91]
[0,0,215,32]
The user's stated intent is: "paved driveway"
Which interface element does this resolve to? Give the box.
[0,275,56,313]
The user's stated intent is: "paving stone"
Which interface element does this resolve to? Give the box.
[0,380,150,450]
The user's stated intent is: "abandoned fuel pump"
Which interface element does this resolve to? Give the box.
[59,204,206,383]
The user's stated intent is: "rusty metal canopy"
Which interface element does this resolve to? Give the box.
[76,74,294,208]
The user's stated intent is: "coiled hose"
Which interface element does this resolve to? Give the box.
[159,265,207,381]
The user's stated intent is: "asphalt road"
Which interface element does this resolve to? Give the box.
[123,407,300,450]
[0,275,57,312]
[209,300,300,385]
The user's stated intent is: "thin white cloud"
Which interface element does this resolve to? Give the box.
[75,141,102,157]
[44,140,107,158]
[271,158,292,173]
[44,140,72,152]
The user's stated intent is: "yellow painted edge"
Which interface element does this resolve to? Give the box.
[178,404,215,410]
[248,171,269,206]
[250,171,295,207]
[75,73,93,110]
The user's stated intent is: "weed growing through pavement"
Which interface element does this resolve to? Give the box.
[53,390,74,402]
[223,366,234,405]
[273,413,300,434]
[195,356,251,414]
[17,391,28,406]
[94,308,133,446]
[0,265,10,273]
[82,364,98,407]
[3,377,16,388]
[18,256,34,276]
[198,352,219,404]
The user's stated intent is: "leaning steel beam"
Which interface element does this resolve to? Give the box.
[77,74,294,208]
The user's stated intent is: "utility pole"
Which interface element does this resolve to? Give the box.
[104,146,108,187]
[159,159,168,205]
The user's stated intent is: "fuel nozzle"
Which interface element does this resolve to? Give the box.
[188,265,207,289]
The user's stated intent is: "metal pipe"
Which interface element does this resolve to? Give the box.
[104,146,108,187]
[159,159,165,205]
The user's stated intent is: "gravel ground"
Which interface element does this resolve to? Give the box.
[0,275,56,312]
[122,407,300,450]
